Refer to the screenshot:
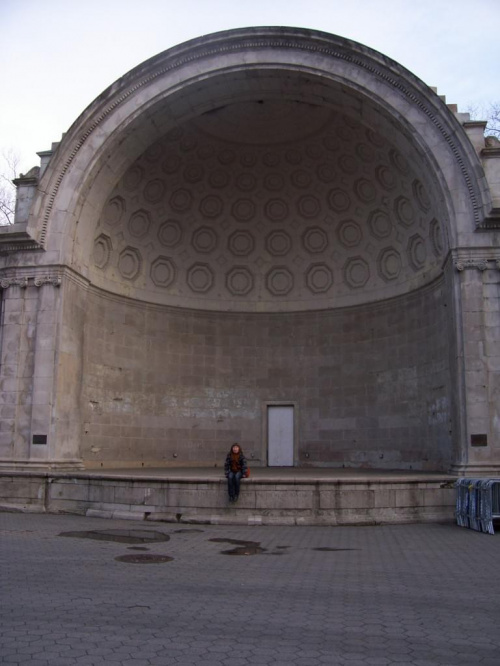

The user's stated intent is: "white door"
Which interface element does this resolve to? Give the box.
[268,406,294,466]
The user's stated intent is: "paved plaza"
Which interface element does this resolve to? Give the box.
[1,511,499,666]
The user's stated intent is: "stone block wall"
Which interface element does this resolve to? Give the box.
[80,276,451,470]
[0,471,457,526]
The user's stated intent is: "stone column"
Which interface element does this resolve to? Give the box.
[450,254,500,474]
[28,276,60,464]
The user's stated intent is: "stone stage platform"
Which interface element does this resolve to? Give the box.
[0,467,458,526]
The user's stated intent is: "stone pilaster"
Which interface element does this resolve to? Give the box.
[28,278,59,464]
[449,251,500,474]
[0,281,33,463]
[0,272,83,469]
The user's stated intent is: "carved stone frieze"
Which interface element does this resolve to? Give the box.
[454,258,497,272]
[0,275,61,289]
[34,276,62,287]
[0,277,29,289]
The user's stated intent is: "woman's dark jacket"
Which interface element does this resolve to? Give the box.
[224,452,248,478]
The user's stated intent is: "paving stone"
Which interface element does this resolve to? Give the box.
[0,658,32,665]
[2,512,500,666]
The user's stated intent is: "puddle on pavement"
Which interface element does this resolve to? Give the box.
[209,537,260,547]
[221,545,267,556]
[209,537,271,556]
[59,529,170,544]
[115,554,174,564]
[312,547,359,552]
[209,537,291,556]
[173,529,205,534]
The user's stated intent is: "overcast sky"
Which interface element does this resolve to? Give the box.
[1,0,499,173]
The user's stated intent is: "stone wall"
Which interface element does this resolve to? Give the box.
[80,277,451,470]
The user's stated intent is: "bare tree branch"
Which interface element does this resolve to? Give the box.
[466,102,500,139]
[485,102,500,138]
[0,149,20,225]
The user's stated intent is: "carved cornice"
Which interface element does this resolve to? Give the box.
[482,148,500,158]
[0,275,62,289]
[476,208,500,230]
[0,223,43,253]
[0,238,43,255]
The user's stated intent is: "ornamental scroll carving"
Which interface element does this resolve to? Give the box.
[33,276,62,288]
[454,259,499,272]
[0,277,29,289]
[0,275,62,289]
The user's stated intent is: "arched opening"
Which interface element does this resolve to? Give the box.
[54,53,455,471]
[21,26,493,472]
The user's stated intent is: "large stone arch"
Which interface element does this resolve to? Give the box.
[32,29,488,259]
[1,28,499,473]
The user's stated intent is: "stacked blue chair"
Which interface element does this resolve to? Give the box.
[455,478,500,534]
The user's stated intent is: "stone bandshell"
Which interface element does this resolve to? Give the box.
[3,27,497,477]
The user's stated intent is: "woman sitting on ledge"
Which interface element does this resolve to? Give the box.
[224,443,248,503]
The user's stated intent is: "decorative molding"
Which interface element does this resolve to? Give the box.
[0,224,43,253]
[0,275,62,289]
[34,275,62,287]
[454,258,499,272]
[0,277,29,289]
[476,208,500,230]
[0,241,43,253]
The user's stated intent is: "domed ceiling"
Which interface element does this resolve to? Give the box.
[91,99,448,312]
